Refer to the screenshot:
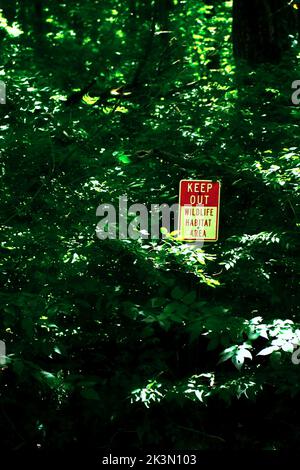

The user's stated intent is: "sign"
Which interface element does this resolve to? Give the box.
[179,180,221,242]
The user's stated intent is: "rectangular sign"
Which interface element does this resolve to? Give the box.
[179,180,221,242]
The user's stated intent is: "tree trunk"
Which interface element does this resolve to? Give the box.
[232,0,295,65]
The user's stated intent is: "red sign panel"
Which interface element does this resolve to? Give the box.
[179,180,221,242]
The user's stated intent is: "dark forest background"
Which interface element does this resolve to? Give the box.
[0,0,300,452]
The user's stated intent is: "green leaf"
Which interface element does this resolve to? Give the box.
[282,342,294,353]
[194,389,204,402]
[241,348,253,360]
[118,154,131,164]
[182,291,197,305]
[82,94,100,105]
[257,346,279,356]
[219,349,236,363]
[171,287,185,300]
[232,353,244,371]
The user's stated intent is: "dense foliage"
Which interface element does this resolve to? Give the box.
[0,0,299,451]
